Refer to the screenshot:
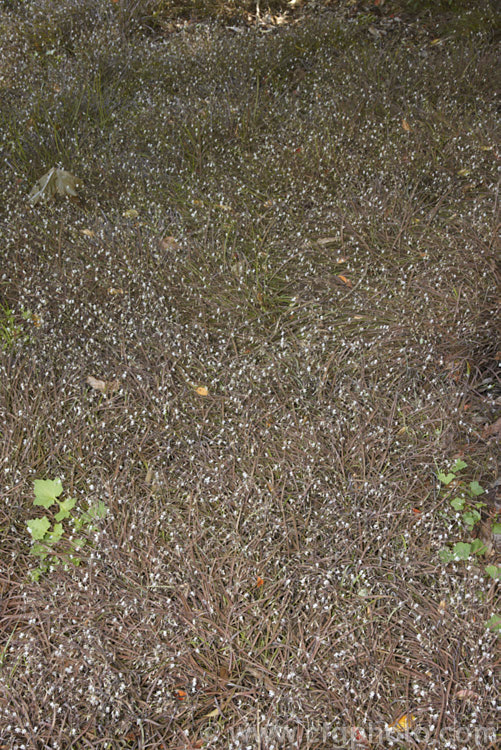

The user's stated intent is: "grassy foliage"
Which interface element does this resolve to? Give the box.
[0,0,499,747]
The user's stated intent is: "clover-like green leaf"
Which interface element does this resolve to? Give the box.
[463,509,481,530]
[491,523,501,535]
[485,614,501,631]
[55,496,76,521]
[46,523,64,544]
[450,497,465,511]
[27,516,51,540]
[439,547,453,564]
[438,472,455,485]
[470,538,486,556]
[33,478,63,508]
[29,567,43,582]
[485,565,501,581]
[469,481,484,497]
[451,459,467,473]
[451,542,471,560]
[30,542,49,558]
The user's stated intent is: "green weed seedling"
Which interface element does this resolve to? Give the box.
[437,461,500,633]
[26,478,107,581]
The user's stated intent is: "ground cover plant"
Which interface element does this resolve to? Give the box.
[0,0,500,748]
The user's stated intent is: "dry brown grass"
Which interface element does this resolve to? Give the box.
[0,0,499,748]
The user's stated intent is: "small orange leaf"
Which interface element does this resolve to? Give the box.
[337,275,352,287]
[390,714,416,731]
[412,508,421,515]
[256,576,264,587]
[175,689,187,700]
[195,386,209,396]
[402,119,411,132]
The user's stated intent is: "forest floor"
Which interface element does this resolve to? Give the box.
[0,1,500,748]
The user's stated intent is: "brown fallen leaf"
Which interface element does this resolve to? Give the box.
[402,119,411,132]
[456,689,480,702]
[28,167,82,204]
[107,287,124,296]
[86,376,120,394]
[337,275,352,287]
[194,385,209,396]
[81,229,95,237]
[160,236,180,251]
[483,416,501,440]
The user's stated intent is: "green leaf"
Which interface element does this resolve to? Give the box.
[451,542,472,560]
[27,516,51,540]
[451,459,467,473]
[438,472,455,485]
[55,496,76,521]
[439,547,454,564]
[90,501,108,520]
[30,542,49,558]
[470,538,487,555]
[463,509,481,529]
[82,501,108,524]
[485,565,501,581]
[469,481,484,497]
[33,478,63,508]
[46,523,63,544]
[485,614,501,631]
[492,523,501,535]
[450,497,465,511]
[29,567,43,582]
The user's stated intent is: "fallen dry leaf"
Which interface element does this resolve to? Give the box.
[160,236,179,251]
[337,275,352,287]
[81,229,95,237]
[402,119,411,132]
[456,689,480,702]
[122,208,139,218]
[203,707,220,719]
[316,237,338,246]
[175,689,187,700]
[28,167,82,204]
[86,376,120,394]
[390,714,416,731]
[107,287,124,296]
[256,576,264,587]
[483,416,501,440]
[194,386,209,396]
